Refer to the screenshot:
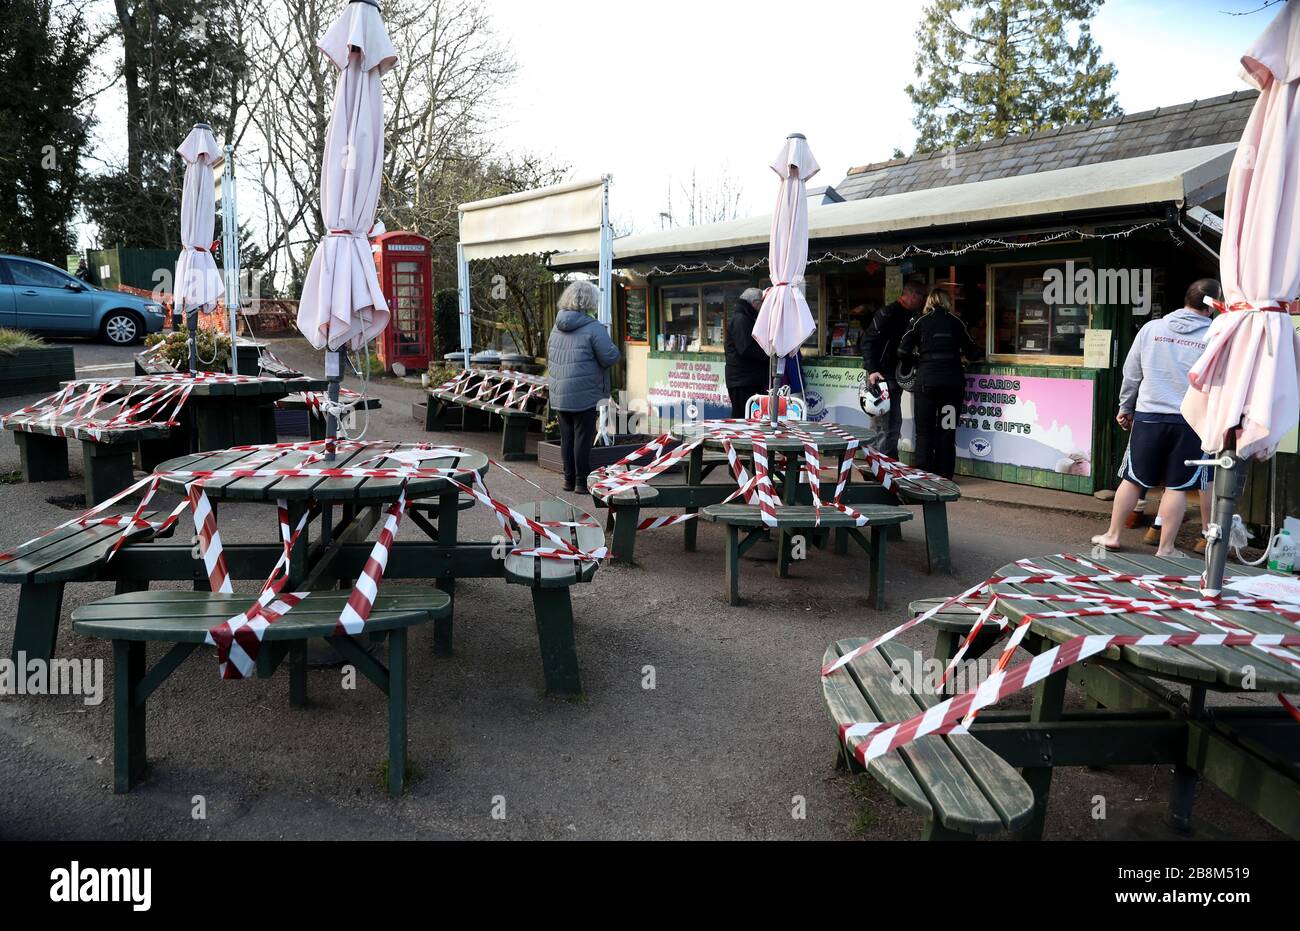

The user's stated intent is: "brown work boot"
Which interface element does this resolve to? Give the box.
[1143,525,1161,546]
[1194,537,1207,555]
[1124,510,1149,530]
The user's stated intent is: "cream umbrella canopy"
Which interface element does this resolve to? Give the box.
[174,124,225,373]
[753,134,820,425]
[1180,0,1300,594]
[296,0,397,457]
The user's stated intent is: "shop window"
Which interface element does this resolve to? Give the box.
[661,286,701,351]
[989,260,1091,362]
[658,281,746,352]
[757,275,825,352]
[801,276,821,350]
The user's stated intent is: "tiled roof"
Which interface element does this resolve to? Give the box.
[837,90,1257,201]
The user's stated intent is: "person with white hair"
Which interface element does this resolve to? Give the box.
[724,287,770,418]
[547,279,621,494]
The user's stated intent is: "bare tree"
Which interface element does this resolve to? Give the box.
[659,167,745,229]
[239,0,515,293]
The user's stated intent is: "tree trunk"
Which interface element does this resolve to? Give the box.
[114,0,142,179]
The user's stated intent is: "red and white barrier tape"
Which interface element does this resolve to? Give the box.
[3,439,608,676]
[824,557,1300,765]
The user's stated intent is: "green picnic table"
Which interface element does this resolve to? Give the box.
[7,439,605,793]
[88,374,328,464]
[823,552,1300,839]
[594,421,959,574]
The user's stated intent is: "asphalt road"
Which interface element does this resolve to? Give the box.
[0,337,1284,840]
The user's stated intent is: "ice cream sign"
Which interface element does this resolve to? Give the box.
[958,374,1094,476]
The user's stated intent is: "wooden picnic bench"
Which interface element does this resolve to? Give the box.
[275,391,382,440]
[855,457,961,574]
[596,423,960,573]
[72,588,449,794]
[424,369,547,461]
[700,503,911,608]
[822,637,1036,839]
[824,554,1300,840]
[909,596,1003,662]
[5,416,169,505]
[501,501,603,695]
[1,515,166,663]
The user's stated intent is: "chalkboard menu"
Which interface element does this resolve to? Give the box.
[624,286,649,344]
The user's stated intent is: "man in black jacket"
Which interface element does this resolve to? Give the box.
[860,279,926,457]
[724,288,770,418]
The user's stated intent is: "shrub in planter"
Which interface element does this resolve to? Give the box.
[143,330,232,372]
[0,328,75,397]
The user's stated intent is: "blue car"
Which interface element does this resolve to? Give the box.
[0,254,167,345]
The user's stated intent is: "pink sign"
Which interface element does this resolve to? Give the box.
[957,374,1094,476]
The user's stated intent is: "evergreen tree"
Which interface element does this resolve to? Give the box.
[907,0,1120,152]
[84,0,246,248]
[0,0,95,263]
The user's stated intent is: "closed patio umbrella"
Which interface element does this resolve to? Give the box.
[174,123,225,373]
[296,0,396,457]
[753,134,820,425]
[1181,1,1300,593]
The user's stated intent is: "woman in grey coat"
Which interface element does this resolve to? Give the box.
[547,280,621,493]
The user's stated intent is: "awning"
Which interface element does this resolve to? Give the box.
[460,176,608,261]
[550,144,1237,270]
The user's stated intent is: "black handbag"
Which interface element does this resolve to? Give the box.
[895,357,918,393]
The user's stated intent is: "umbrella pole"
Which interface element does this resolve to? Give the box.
[768,354,778,427]
[186,305,199,374]
[324,349,342,463]
[1202,439,1247,596]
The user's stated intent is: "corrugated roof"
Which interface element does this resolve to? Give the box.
[836,90,1257,201]
[550,144,1235,270]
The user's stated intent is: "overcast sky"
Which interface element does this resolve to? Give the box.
[74,0,1280,248]
[485,0,1274,234]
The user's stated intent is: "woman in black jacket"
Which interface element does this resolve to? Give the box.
[898,288,981,478]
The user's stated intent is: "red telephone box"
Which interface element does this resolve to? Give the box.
[372,231,433,371]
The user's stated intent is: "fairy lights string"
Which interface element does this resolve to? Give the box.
[617,220,1171,278]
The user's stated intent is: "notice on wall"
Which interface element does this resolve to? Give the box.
[1083,329,1112,369]
[644,356,879,428]
[645,357,730,419]
[958,374,1095,476]
[884,266,903,305]
[624,287,648,345]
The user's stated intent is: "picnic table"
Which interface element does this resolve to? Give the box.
[674,421,911,606]
[5,438,605,793]
[96,373,327,453]
[424,368,548,460]
[824,552,1300,839]
[594,420,959,575]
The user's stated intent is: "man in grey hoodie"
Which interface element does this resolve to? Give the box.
[1092,279,1220,556]
[547,280,621,494]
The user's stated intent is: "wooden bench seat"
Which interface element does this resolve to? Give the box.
[276,391,383,441]
[592,484,658,564]
[908,596,1005,663]
[5,416,168,505]
[72,588,450,794]
[425,372,547,461]
[1,513,168,663]
[701,503,911,608]
[821,637,1035,839]
[856,453,961,574]
[499,501,604,695]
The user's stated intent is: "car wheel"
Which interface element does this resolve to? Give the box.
[102,311,142,346]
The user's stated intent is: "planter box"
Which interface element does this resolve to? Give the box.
[538,434,681,474]
[0,345,75,398]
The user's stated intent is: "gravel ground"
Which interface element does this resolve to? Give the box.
[0,336,1285,840]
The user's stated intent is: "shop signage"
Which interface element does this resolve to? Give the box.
[959,373,1095,476]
